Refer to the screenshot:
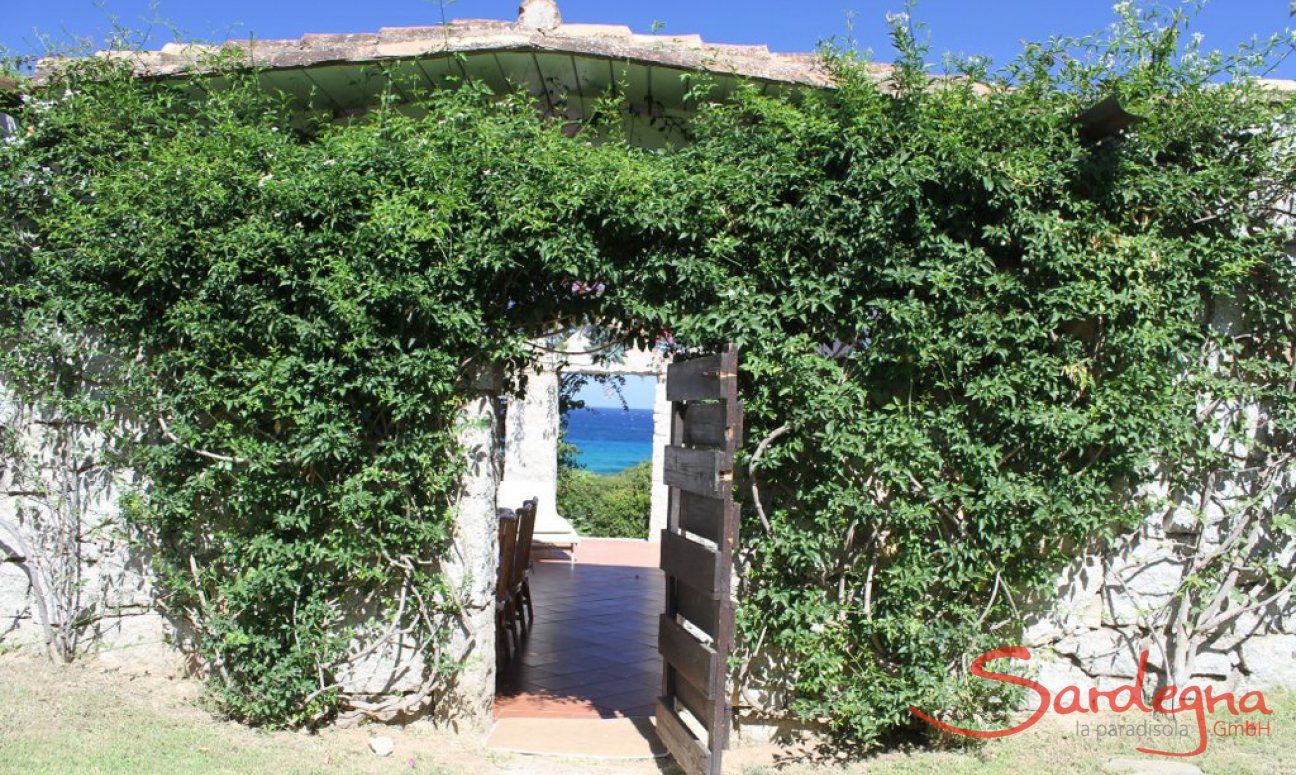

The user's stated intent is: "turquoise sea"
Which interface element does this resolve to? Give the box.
[566,407,654,474]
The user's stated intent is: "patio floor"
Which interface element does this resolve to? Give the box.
[494,538,663,719]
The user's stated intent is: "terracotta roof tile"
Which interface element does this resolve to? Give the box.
[39,16,841,88]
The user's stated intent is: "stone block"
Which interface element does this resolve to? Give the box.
[1023,556,1104,645]
[517,0,562,31]
[1028,656,1093,709]
[1239,634,1296,689]
[1162,506,1204,536]
[337,631,429,695]
[1102,540,1184,628]
[1022,613,1063,647]
[83,557,156,609]
[1105,539,1185,596]
[1209,605,1283,651]
[1056,628,1146,678]
[0,563,31,620]
[93,613,182,675]
[1191,650,1234,679]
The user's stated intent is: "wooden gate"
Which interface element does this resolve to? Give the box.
[656,345,742,775]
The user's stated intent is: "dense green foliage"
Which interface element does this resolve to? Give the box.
[2,4,1293,743]
[557,461,653,538]
[704,14,1296,738]
[0,61,696,724]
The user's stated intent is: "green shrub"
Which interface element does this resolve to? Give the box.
[2,3,1293,746]
[557,460,652,539]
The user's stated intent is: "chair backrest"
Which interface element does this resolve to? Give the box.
[510,499,538,589]
[496,509,519,603]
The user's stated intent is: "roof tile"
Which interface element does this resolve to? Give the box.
[39,14,838,88]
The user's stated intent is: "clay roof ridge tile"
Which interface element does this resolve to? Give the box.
[551,24,633,38]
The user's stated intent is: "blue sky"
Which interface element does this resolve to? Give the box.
[575,375,656,410]
[4,1,1295,77]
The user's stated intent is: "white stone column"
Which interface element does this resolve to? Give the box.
[648,373,671,540]
[498,369,578,543]
[436,393,501,727]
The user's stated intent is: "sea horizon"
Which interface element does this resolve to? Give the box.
[565,406,654,474]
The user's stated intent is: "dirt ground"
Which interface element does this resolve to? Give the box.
[0,653,1288,774]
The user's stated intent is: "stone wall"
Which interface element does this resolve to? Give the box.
[0,392,177,673]
[730,504,1296,747]
[1025,516,1296,698]
[498,368,570,542]
[6,369,1292,729]
[439,394,505,725]
[0,387,504,729]
[1026,302,1296,698]
[0,532,174,672]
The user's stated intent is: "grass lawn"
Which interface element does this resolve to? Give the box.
[731,705,1291,775]
[0,654,1289,774]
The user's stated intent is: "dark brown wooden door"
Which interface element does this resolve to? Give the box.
[656,345,742,775]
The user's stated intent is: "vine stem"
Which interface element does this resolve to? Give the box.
[748,424,790,537]
[158,416,249,465]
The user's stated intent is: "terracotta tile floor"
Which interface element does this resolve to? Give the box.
[494,539,663,719]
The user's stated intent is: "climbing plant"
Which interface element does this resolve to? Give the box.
[1,2,1293,744]
[697,7,1296,741]
[0,51,709,726]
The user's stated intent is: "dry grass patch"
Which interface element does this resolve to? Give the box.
[1,653,1290,774]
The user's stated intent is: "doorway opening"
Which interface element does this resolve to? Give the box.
[494,359,668,720]
[557,374,656,540]
[491,343,743,773]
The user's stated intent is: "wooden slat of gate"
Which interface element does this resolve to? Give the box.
[657,345,742,775]
[655,699,709,774]
[658,614,718,694]
[663,445,724,498]
[673,667,716,732]
[675,584,720,639]
[679,402,728,449]
[679,491,724,544]
[659,529,721,599]
[665,353,726,401]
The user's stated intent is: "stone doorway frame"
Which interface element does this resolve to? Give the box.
[496,332,672,545]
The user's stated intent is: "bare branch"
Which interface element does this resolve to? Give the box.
[748,424,790,537]
[157,416,249,465]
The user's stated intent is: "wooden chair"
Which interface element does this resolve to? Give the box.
[509,499,538,628]
[495,508,519,665]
